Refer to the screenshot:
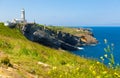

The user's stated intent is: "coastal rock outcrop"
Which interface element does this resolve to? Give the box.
[21,24,98,51]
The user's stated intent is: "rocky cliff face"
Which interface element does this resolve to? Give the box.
[21,24,98,51]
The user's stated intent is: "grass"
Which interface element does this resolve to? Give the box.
[0,23,120,78]
[46,25,91,36]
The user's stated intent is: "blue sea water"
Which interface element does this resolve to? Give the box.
[72,27,120,65]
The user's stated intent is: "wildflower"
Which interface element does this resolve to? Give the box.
[92,71,96,75]
[65,72,67,75]
[66,64,70,66]
[96,76,101,78]
[102,59,104,61]
[100,56,103,59]
[104,54,108,58]
[96,61,100,64]
[48,71,51,74]
[76,67,79,71]
[102,71,107,74]
[108,63,111,65]
[104,39,107,44]
[59,75,62,78]
[100,56,104,61]
[114,72,118,75]
[114,72,120,77]
[108,63,112,68]
[52,66,57,70]
[117,63,120,66]
[89,66,93,71]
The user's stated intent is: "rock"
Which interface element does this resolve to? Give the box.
[21,24,98,51]
[37,62,50,67]
[61,42,79,51]
[80,35,98,45]
[58,31,80,46]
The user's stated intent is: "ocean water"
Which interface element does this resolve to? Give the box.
[72,27,120,65]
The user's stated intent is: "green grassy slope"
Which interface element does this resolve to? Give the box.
[0,23,120,78]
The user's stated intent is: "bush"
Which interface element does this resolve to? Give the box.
[0,56,13,67]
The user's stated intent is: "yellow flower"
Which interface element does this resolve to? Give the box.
[76,67,79,71]
[114,72,120,77]
[102,71,107,74]
[60,75,62,78]
[48,71,51,74]
[65,72,67,75]
[52,66,57,70]
[89,66,93,71]
[114,72,118,75]
[66,64,70,67]
[92,71,96,75]
[96,76,101,78]
[96,61,100,64]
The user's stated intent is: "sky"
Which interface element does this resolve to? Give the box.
[0,0,120,26]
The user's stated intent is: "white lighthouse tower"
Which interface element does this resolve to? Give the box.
[4,8,27,26]
[21,8,26,23]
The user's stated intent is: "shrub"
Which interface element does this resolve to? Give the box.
[0,56,13,67]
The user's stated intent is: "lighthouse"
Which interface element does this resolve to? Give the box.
[21,8,26,23]
[4,8,27,26]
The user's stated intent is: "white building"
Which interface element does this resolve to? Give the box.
[4,9,27,26]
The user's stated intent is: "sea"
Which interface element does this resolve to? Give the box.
[72,27,120,66]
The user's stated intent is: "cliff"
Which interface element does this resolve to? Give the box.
[21,24,98,51]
